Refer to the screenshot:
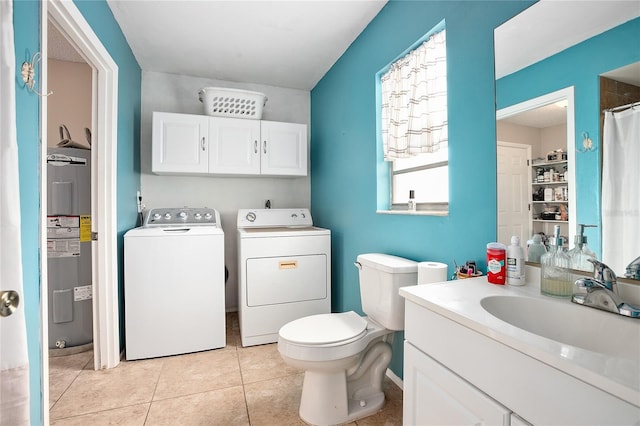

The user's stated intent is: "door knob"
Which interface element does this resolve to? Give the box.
[0,290,20,317]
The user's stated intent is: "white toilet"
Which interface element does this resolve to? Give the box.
[278,253,418,425]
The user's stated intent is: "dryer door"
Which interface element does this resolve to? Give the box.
[246,254,327,306]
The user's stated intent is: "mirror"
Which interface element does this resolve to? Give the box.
[494,2,640,279]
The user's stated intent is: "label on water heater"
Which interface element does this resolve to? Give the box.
[74,285,92,301]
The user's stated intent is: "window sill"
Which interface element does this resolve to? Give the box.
[376,209,448,217]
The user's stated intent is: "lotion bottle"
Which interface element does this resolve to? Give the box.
[507,235,526,285]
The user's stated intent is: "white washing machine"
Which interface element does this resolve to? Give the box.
[237,208,331,347]
[124,207,225,360]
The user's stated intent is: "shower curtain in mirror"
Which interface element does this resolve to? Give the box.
[0,1,31,424]
[602,106,640,276]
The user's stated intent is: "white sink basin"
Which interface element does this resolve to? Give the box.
[480,295,640,361]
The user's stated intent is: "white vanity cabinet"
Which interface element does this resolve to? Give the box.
[152,112,307,176]
[402,291,640,426]
[404,342,513,425]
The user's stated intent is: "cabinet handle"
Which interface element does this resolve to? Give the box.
[201,137,206,151]
[263,140,267,154]
[254,140,258,154]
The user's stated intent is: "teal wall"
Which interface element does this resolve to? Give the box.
[310,0,534,378]
[13,1,141,423]
[496,17,640,259]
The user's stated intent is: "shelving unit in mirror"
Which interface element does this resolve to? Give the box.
[531,159,569,243]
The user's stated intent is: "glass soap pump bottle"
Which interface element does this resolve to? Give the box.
[567,224,597,273]
[540,225,572,297]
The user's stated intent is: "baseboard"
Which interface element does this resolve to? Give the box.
[386,368,403,390]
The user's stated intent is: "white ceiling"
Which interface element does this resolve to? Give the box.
[105,0,387,91]
[50,1,640,94]
[494,0,640,80]
[496,0,640,129]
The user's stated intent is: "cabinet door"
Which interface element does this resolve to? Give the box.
[403,342,511,426]
[260,121,307,176]
[209,117,261,175]
[152,112,209,174]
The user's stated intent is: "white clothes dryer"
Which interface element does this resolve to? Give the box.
[124,207,225,360]
[237,208,331,347]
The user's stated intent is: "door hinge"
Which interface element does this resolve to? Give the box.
[91,232,98,241]
[527,159,530,166]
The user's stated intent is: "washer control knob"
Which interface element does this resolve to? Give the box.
[152,213,162,221]
[178,211,187,220]
[246,212,257,222]
[194,213,202,220]
[204,212,213,220]
[164,213,172,220]
[291,213,298,218]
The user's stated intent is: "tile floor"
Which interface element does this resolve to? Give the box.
[49,312,403,425]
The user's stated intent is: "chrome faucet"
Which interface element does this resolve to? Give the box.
[572,259,640,318]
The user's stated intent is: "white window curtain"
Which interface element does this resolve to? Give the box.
[381,29,447,160]
[602,106,640,275]
[0,1,31,424]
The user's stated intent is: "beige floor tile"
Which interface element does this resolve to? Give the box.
[47,312,404,425]
[146,385,249,426]
[238,343,301,384]
[49,351,94,408]
[153,348,242,401]
[50,358,163,419]
[50,403,149,426]
[244,373,306,426]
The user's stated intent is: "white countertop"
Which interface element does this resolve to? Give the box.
[400,274,640,407]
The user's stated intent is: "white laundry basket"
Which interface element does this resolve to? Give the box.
[198,87,267,120]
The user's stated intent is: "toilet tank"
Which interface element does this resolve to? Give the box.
[356,253,418,331]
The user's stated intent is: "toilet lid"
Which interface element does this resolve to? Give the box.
[279,311,367,345]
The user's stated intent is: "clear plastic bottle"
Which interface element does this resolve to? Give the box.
[527,234,547,263]
[408,190,416,211]
[540,226,572,297]
[507,236,526,285]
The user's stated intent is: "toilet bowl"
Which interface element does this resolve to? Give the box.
[277,253,418,426]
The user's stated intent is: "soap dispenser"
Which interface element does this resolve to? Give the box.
[540,225,572,297]
[567,224,597,272]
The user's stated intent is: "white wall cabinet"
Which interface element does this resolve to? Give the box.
[152,112,209,174]
[208,117,261,175]
[152,112,307,176]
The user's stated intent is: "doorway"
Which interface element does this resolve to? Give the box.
[42,1,120,423]
[496,87,577,249]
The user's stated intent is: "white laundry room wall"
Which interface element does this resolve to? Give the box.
[140,71,311,311]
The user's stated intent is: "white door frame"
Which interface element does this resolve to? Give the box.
[41,0,120,421]
[496,86,576,245]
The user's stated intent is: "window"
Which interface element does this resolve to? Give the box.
[377,22,448,213]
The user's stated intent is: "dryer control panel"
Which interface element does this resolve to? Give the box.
[145,207,220,227]
[237,208,313,228]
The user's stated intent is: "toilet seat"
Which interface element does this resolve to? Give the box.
[279,311,367,346]
[278,313,391,363]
